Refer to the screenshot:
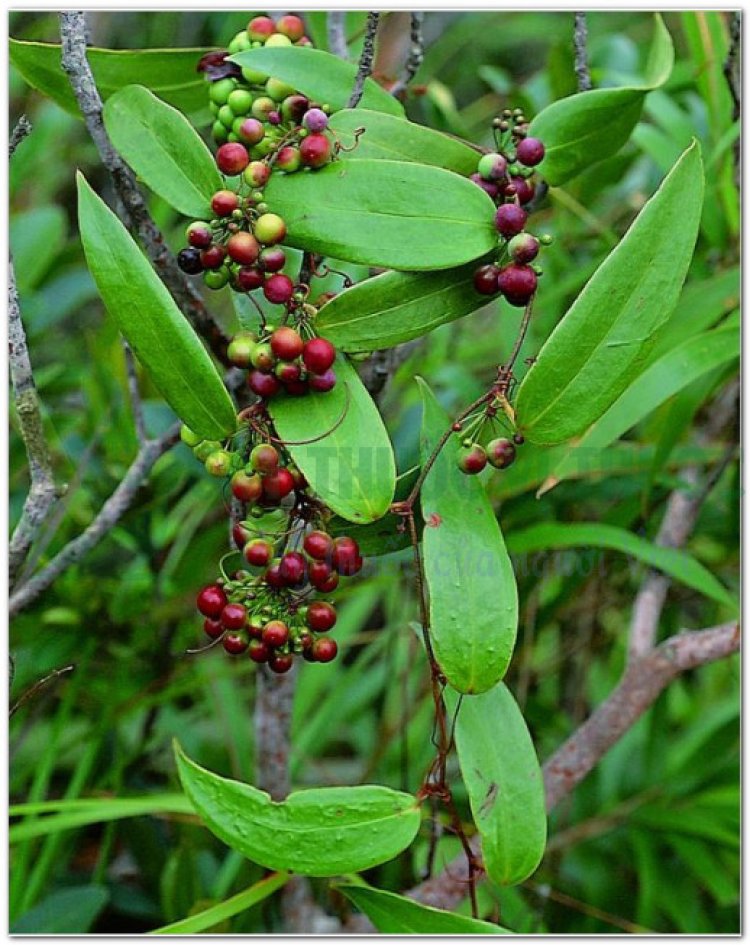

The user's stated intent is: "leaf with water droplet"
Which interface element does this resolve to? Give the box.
[175,742,421,875]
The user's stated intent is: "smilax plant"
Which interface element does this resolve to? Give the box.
[9,9,739,935]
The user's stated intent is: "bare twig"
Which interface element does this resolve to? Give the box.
[723,11,740,189]
[409,621,740,911]
[326,11,348,60]
[122,341,146,442]
[391,13,425,98]
[9,423,180,617]
[9,115,32,158]
[573,13,592,92]
[10,664,75,718]
[348,12,380,108]
[8,260,60,587]
[628,380,739,661]
[58,12,231,366]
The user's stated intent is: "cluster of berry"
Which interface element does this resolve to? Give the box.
[228,326,337,399]
[457,433,524,475]
[178,15,337,303]
[470,109,549,308]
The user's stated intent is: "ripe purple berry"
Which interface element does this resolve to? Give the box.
[497,264,538,307]
[263,274,294,305]
[177,247,204,274]
[300,133,332,168]
[470,173,499,199]
[473,264,500,296]
[308,369,337,393]
[216,142,250,176]
[495,204,528,239]
[303,107,329,133]
[516,137,545,167]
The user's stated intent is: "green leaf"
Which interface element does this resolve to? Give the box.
[10,794,194,843]
[539,324,739,491]
[174,742,422,876]
[103,85,221,218]
[329,108,479,175]
[11,885,109,934]
[149,873,289,935]
[450,683,546,886]
[228,46,403,117]
[506,522,737,610]
[336,883,510,934]
[10,39,213,120]
[10,205,67,291]
[418,380,517,694]
[76,173,236,440]
[269,354,396,523]
[516,141,704,446]
[529,14,674,184]
[317,262,488,353]
[264,159,496,270]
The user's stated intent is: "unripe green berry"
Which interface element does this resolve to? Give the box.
[205,450,233,477]
[251,96,276,120]
[254,213,286,245]
[193,439,222,462]
[204,268,230,290]
[218,104,236,128]
[180,425,203,447]
[228,89,254,115]
[209,78,236,105]
[265,33,293,47]
[265,76,296,101]
[211,121,229,143]
[241,66,268,85]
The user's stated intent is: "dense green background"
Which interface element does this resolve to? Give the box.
[9,11,739,934]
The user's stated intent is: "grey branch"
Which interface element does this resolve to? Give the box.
[391,12,425,97]
[358,341,420,402]
[10,115,32,157]
[409,621,739,912]
[58,12,230,365]
[628,379,738,661]
[348,12,381,108]
[327,11,349,60]
[573,12,592,92]
[8,259,60,587]
[9,423,180,618]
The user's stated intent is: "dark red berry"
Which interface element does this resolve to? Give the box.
[307,601,337,632]
[203,617,224,639]
[263,274,294,305]
[309,560,339,593]
[269,652,294,674]
[281,94,310,123]
[211,190,240,216]
[231,470,263,502]
[486,437,517,469]
[249,370,281,398]
[495,204,528,239]
[510,176,535,205]
[308,369,336,393]
[312,637,337,663]
[244,538,274,567]
[223,631,249,655]
[270,326,304,361]
[303,530,334,561]
[265,562,286,588]
[516,137,545,167]
[259,247,286,272]
[275,361,302,385]
[302,337,336,374]
[473,263,500,296]
[262,620,290,648]
[227,231,260,265]
[262,468,295,502]
[300,133,332,168]
[221,603,247,629]
[248,639,271,663]
[187,224,213,249]
[236,266,265,291]
[497,264,537,307]
[232,522,253,550]
[469,173,499,199]
[513,432,525,445]
[200,244,227,269]
[177,247,204,274]
[216,142,249,175]
[197,584,227,617]
[332,536,362,576]
[279,551,307,586]
[457,444,487,475]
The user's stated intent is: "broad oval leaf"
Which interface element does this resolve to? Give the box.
[76,174,236,440]
[329,108,479,175]
[269,354,396,523]
[228,46,403,116]
[264,159,496,271]
[530,14,674,185]
[506,522,738,611]
[10,39,213,121]
[539,324,739,492]
[516,141,704,446]
[337,884,510,934]
[317,262,489,353]
[419,380,517,694]
[450,684,547,886]
[103,85,221,218]
[174,742,421,876]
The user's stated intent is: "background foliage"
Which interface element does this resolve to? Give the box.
[9,10,739,934]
